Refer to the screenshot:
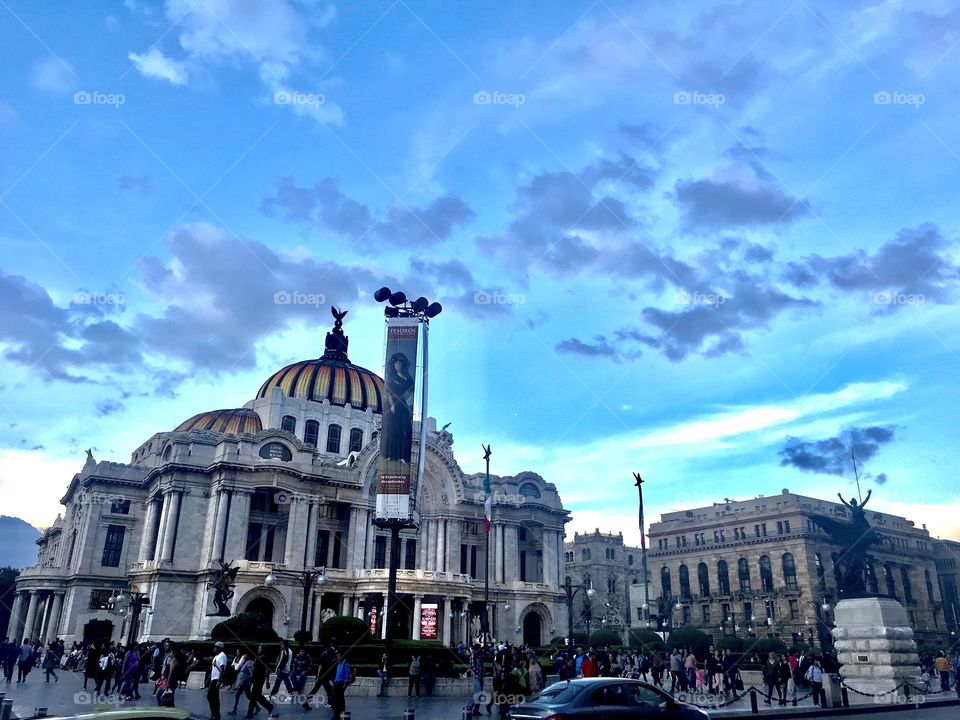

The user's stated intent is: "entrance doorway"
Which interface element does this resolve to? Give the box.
[522,612,542,648]
[245,597,275,627]
[83,619,113,646]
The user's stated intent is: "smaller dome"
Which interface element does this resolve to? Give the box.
[175,408,263,434]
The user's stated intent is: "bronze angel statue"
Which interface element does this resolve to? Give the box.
[208,560,240,616]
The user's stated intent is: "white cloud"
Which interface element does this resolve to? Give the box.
[0,449,79,529]
[30,56,77,93]
[128,48,189,85]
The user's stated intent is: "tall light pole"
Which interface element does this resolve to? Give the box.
[482,444,492,646]
[561,578,595,648]
[111,584,149,645]
[372,287,442,653]
[264,568,329,636]
[633,473,650,628]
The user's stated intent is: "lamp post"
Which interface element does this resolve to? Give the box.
[111,585,149,645]
[264,567,329,636]
[805,599,833,652]
[561,578,595,648]
[372,287,442,654]
[633,473,651,629]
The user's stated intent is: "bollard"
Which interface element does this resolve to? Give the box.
[341,712,351,720]
[903,684,910,699]
[463,708,473,720]
[403,710,415,720]
[841,685,849,707]
[1,698,13,720]
[34,708,48,718]
[749,688,758,714]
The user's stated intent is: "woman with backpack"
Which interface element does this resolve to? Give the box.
[407,655,421,697]
[227,650,254,716]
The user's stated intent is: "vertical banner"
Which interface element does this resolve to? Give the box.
[369,606,378,637]
[420,603,438,640]
[376,317,420,521]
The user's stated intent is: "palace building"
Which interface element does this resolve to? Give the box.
[7,315,570,647]
[633,489,957,648]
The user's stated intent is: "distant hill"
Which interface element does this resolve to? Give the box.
[0,516,42,569]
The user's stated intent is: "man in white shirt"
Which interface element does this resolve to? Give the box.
[208,641,228,720]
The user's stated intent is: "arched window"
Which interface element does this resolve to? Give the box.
[831,552,844,590]
[519,483,542,499]
[679,564,691,599]
[738,558,751,592]
[814,553,827,592]
[698,562,710,596]
[163,445,173,462]
[717,560,730,595]
[349,428,364,453]
[303,420,319,447]
[900,566,913,603]
[661,567,673,598]
[782,553,798,590]
[759,555,774,592]
[326,424,342,453]
[925,570,936,604]
[281,415,296,434]
[883,563,896,599]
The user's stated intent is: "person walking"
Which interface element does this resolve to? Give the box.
[83,642,100,690]
[467,644,485,716]
[290,648,310,695]
[421,654,436,697]
[668,649,682,693]
[376,652,390,697]
[206,641,228,720]
[155,644,179,707]
[228,651,254,716]
[762,654,781,705]
[805,658,823,706]
[268,639,294,700]
[17,638,34,683]
[330,651,352,720]
[42,642,59,683]
[303,646,335,709]
[120,644,139,698]
[935,651,950,692]
[2,638,18,682]
[245,646,274,719]
[407,654,421,697]
[528,657,544,695]
[777,654,792,705]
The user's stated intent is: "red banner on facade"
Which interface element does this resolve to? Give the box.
[420,603,438,640]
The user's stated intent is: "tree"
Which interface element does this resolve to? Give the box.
[629,628,666,654]
[0,568,18,638]
[589,629,622,647]
[211,612,279,644]
[715,636,744,653]
[746,636,788,659]
[320,616,370,648]
[667,626,710,658]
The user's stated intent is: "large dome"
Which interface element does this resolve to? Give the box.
[255,307,384,413]
[175,408,263,434]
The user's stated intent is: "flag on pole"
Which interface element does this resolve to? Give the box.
[483,444,492,532]
[634,472,646,551]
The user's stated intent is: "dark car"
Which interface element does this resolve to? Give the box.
[507,677,710,719]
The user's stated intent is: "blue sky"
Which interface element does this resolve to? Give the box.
[2,0,960,546]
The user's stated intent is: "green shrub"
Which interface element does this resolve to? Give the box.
[629,629,666,653]
[589,629,623,647]
[715,636,744,653]
[745,636,788,658]
[320,616,370,647]
[666,626,710,658]
[211,612,279,644]
[293,629,312,646]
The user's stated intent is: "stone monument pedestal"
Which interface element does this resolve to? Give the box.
[832,596,919,702]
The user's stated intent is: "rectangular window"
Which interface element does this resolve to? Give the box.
[470,545,478,579]
[744,601,753,621]
[326,425,342,453]
[404,539,417,569]
[110,499,130,514]
[332,531,342,568]
[518,528,527,541]
[520,550,527,581]
[754,525,760,537]
[714,530,720,542]
[374,536,387,569]
[702,605,711,624]
[784,521,790,533]
[637,607,644,621]
[461,544,468,574]
[777,521,784,534]
[315,530,329,567]
[101,525,125,567]
[789,600,799,619]
[89,589,114,610]
[264,526,275,562]
[719,530,725,542]
[761,523,767,536]
[245,522,262,561]
[349,428,363,453]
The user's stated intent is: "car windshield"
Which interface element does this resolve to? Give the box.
[531,682,583,704]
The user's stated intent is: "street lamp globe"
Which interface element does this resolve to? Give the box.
[674,601,682,612]
[316,572,329,587]
[586,587,595,598]
[821,602,831,614]
[504,603,511,611]
[264,572,278,587]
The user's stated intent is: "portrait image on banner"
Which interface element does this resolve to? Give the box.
[420,603,438,640]
[376,317,419,520]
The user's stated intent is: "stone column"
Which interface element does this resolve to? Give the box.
[379,605,387,639]
[341,594,351,616]
[37,594,52,644]
[209,490,230,565]
[312,592,324,638]
[460,601,468,643]
[22,592,39,641]
[45,593,64,643]
[7,592,24,639]
[442,596,452,645]
[139,499,161,562]
[304,503,317,568]
[436,519,446,573]
[224,490,251,559]
[284,498,307,566]
[423,520,434,571]
[364,511,376,569]
[353,509,368,570]
[154,492,172,563]
[419,521,429,570]
[541,529,555,588]
[496,525,505,583]
[412,595,423,640]
[345,507,358,570]
[160,490,182,562]
[503,525,518,583]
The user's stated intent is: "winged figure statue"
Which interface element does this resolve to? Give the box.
[809,489,888,596]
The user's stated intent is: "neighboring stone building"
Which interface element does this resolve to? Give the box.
[8,314,570,647]
[934,538,960,631]
[563,530,645,637]
[644,489,953,648]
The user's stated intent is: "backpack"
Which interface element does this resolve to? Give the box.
[410,657,421,675]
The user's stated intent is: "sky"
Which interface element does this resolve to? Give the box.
[1,0,960,549]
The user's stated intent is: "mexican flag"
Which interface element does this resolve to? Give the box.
[483,444,492,532]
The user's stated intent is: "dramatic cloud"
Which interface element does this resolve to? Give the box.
[675,164,811,230]
[778,425,895,476]
[128,48,188,85]
[261,177,475,249]
[555,336,620,359]
[801,225,960,307]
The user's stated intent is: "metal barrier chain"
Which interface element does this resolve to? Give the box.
[841,681,907,698]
